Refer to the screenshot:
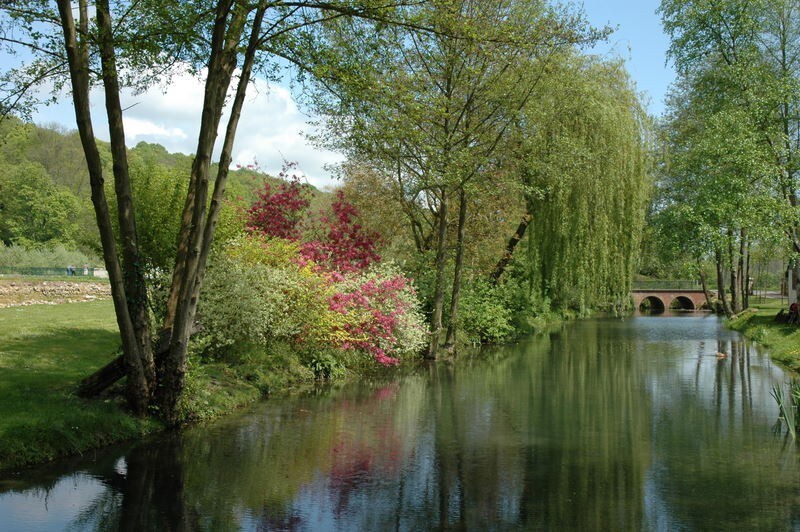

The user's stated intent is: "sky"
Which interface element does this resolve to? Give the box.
[17,0,675,189]
[582,0,676,116]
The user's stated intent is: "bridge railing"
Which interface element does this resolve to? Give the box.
[632,280,702,291]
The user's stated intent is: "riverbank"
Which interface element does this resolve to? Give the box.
[0,289,558,472]
[0,300,323,472]
[727,298,800,372]
[0,301,159,471]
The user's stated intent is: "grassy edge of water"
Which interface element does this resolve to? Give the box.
[727,300,800,373]
[0,301,321,473]
[0,295,564,473]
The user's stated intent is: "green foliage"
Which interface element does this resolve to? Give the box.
[307,350,347,380]
[0,244,98,268]
[655,0,800,305]
[125,155,189,272]
[771,381,800,440]
[174,357,262,424]
[198,254,323,357]
[457,279,516,344]
[0,160,82,247]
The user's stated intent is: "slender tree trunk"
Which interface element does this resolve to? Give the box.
[715,250,732,316]
[96,0,155,391]
[794,262,800,305]
[742,231,750,309]
[190,3,265,309]
[444,188,467,354]
[162,0,237,339]
[427,187,449,359]
[737,228,746,310]
[728,229,740,314]
[56,0,150,415]
[698,265,713,311]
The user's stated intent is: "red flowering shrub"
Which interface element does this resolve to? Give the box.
[300,191,381,274]
[246,172,311,240]
[246,175,379,274]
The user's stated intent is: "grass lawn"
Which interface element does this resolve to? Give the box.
[0,300,160,471]
[728,296,800,373]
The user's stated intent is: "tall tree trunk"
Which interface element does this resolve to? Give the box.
[190,2,266,309]
[56,0,150,415]
[427,187,449,360]
[96,0,155,391]
[162,0,238,339]
[728,229,740,314]
[715,249,732,316]
[698,264,713,311]
[157,1,247,423]
[444,188,468,354]
[742,231,750,309]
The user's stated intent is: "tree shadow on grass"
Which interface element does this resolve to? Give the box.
[0,327,122,435]
[0,327,120,385]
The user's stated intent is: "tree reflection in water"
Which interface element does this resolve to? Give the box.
[2,317,799,530]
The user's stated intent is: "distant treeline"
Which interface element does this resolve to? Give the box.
[0,118,302,267]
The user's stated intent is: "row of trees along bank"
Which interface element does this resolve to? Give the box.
[647,0,800,315]
[0,0,651,422]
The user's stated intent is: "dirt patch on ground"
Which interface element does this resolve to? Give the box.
[0,280,111,308]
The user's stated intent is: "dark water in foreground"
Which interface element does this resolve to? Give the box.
[2,315,800,531]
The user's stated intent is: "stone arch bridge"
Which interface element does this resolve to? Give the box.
[631,289,710,312]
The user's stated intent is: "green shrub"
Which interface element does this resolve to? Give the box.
[0,243,99,269]
[458,279,517,344]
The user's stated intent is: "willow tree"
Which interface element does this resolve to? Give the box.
[0,0,433,422]
[309,0,603,356]
[496,55,651,312]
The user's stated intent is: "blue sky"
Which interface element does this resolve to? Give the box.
[583,0,675,115]
[15,1,676,186]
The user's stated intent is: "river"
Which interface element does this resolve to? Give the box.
[1,315,799,530]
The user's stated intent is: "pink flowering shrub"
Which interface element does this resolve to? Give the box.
[327,262,426,366]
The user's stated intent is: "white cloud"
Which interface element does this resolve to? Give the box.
[32,69,344,189]
[123,116,187,140]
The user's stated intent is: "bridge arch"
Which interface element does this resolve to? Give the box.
[669,296,695,311]
[638,295,666,313]
[631,289,710,313]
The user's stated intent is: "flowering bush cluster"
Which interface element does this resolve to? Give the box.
[327,262,426,365]
[198,230,424,369]
[247,178,381,273]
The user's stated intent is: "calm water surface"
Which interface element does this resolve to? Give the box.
[2,315,800,531]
